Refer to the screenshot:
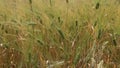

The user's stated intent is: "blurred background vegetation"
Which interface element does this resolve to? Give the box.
[0,0,120,68]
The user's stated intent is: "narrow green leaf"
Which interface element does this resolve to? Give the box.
[37,39,44,45]
[57,28,65,39]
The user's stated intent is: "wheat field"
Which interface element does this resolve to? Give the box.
[0,0,120,68]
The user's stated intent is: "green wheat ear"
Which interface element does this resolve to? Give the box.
[29,0,32,4]
[75,20,78,27]
[96,2,100,9]
[58,17,60,22]
[66,0,69,3]
[57,28,65,39]
[94,21,97,28]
